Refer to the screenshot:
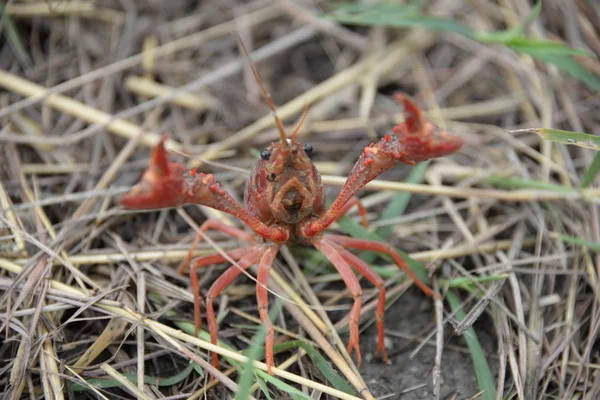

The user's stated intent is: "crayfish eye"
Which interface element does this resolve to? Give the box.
[303,143,313,156]
[260,150,271,160]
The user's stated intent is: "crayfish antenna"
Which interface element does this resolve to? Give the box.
[236,33,288,145]
[290,101,310,142]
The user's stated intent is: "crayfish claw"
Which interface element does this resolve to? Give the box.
[392,93,465,163]
[121,135,189,209]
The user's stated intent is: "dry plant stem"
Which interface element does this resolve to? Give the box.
[276,0,367,50]
[0,181,25,253]
[359,27,385,141]
[136,267,146,394]
[499,249,527,379]
[100,364,152,400]
[194,30,437,165]
[495,307,508,400]
[9,336,29,398]
[269,269,328,332]
[5,1,95,16]
[11,188,131,211]
[13,237,535,266]
[19,163,90,174]
[461,122,568,176]
[63,364,110,400]
[28,26,318,148]
[306,92,526,134]
[0,25,315,149]
[0,6,279,119]
[433,281,444,400]
[40,324,64,400]
[0,259,365,400]
[124,75,216,112]
[70,134,144,220]
[72,318,128,370]
[321,175,600,202]
[0,70,178,151]
[5,147,83,284]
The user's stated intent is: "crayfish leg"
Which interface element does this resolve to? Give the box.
[256,245,280,374]
[325,234,438,299]
[178,219,256,274]
[189,248,250,338]
[203,246,263,370]
[312,239,364,366]
[333,196,369,228]
[329,241,390,363]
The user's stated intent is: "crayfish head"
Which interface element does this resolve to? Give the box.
[245,137,325,226]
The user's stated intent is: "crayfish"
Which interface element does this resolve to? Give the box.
[121,48,464,374]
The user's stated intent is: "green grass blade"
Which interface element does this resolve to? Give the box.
[71,362,196,391]
[581,153,600,188]
[521,1,542,32]
[558,233,600,252]
[257,372,312,400]
[0,0,32,68]
[528,53,600,92]
[445,290,496,400]
[325,1,598,91]
[254,375,273,400]
[377,161,429,239]
[323,3,474,37]
[236,325,266,400]
[479,175,576,192]
[512,128,600,151]
[273,341,356,395]
[440,274,510,292]
[327,2,420,15]
[506,39,591,57]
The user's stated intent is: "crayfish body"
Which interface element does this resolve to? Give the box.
[121,50,464,373]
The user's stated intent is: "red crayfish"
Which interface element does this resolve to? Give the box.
[121,50,464,373]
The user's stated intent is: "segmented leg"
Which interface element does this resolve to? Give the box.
[329,241,390,363]
[205,246,262,369]
[188,247,251,336]
[325,234,438,299]
[312,239,364,366]
[178,219,256,274]
[333,196,369,228]
[256,245,280,374]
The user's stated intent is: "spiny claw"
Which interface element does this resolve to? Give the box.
[393,93,465,163]
[121,135,189,209]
